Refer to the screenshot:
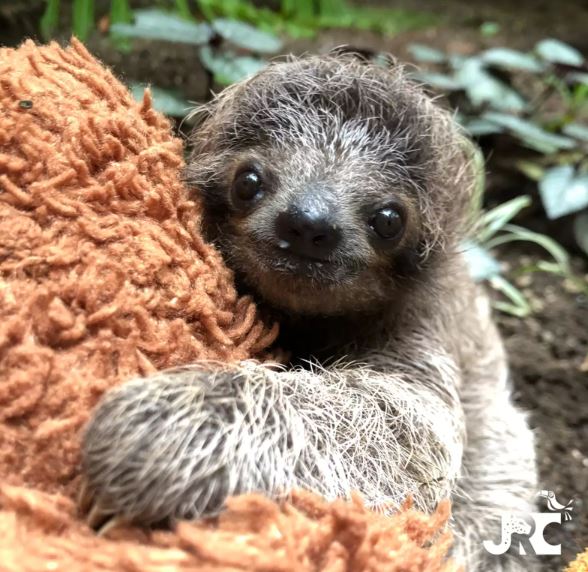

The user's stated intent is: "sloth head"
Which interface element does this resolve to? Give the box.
[186,54,475,316]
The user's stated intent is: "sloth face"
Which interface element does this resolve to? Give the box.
[200,148,421,316]
[187,56,473,316]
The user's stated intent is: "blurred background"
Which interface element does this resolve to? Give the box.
[1,1,587,569]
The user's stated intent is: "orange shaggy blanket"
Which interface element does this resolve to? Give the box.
[0,39,457,571]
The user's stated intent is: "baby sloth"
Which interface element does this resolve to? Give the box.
[82,55,537,570]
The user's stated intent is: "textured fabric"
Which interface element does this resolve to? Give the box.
[0,485,457,572]
[567,548,588,572]
[0,39,455,572]
[0,38,278,496]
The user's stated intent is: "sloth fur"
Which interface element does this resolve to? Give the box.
[82,54,537,571]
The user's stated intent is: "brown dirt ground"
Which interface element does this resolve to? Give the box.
[496,253,588,571]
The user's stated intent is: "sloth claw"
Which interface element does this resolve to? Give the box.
[87,501,112,530]
[78,478,126,533]
[77,476,94,514]
[97,515,129,536]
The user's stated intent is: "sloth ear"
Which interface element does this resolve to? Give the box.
[328,46,399,68]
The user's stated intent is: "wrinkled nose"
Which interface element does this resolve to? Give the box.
[276,199,341,261]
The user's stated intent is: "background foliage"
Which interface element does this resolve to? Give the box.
[36,0,588,315]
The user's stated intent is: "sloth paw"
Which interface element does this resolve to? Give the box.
[80,367,286,526]
[80,369,239,525]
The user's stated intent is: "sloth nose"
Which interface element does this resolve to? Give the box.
[276,201,341,261]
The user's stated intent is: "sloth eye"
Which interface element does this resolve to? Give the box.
[232,170,263,204]
[369,207,404,240]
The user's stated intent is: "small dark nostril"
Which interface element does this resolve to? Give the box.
[313,235,327,245]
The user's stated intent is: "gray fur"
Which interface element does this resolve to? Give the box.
[82,54,537,571]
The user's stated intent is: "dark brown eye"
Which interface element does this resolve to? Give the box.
[370,207,404,240]
[232,170,262,204]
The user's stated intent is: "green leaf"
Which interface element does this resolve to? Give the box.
[110,0,132,24]
[462,241,502,281]
[481,48,545,73]
[536,38,585,67]
[109,0,133,51]
[573,211,588,257]
[467,140,486,221]
[489,275,531,317]
[212,19,283,53]
[174,0,193,19]
[563,122,588,142]
[539,165,588,219]
[72,0,95,41]
[480,21,500,37]
[130,84,191,117]
[318,0,348,17]
[477,195,532,243]
[568,72,588,85]
[482,112,576,153]
[455,58,526,111]
[318,7,435,35]
[199,46,266,85]
[283,0,315,19]
[486,224,570,271]
[111,9,212,44]
[411,71,462,91]
[448,54,467,68]
[195,0,216,20]
[515,160,545,181]
[40,0,61,39]
[533,260,568,276]
[463,118,504,136]
[279,19,316,38]
[407,44,446,63]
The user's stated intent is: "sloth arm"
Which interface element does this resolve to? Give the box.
[81,328,466,526]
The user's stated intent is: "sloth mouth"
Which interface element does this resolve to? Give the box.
[221,237,374,315]
[266,248,339,277]
[258,245,360,284]
[217,234,365,292]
